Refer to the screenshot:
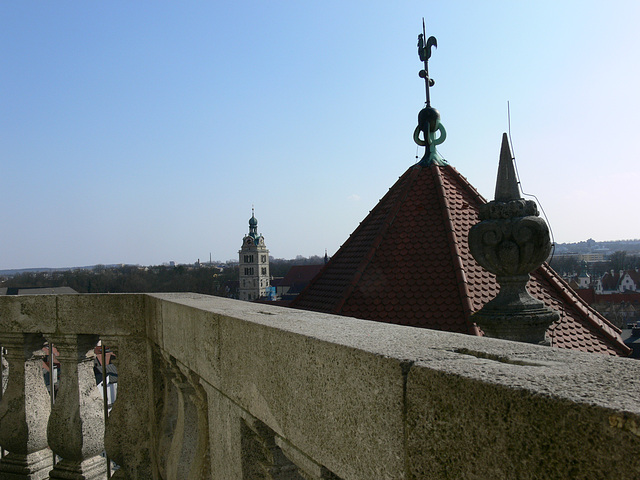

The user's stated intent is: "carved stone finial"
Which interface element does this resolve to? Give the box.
[468,134,559,344]
[494,133,521,201]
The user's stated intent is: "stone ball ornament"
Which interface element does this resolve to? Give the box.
[469,200,552,277]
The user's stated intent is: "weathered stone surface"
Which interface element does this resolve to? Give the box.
[144,294,163,349]
[48,456,107,480]
[148,294,640,479]
[56,294,145,336]
[164,362,210,480]
[152,352,177,480]
[203,382,243,480]
[103,335,153,479]
[0,333,53,479]
[406,357,640,479]
[468,133,559,343]
[1,293,639,479]
[0,450,52,480]
[0,296,56,334]
[46,334,106,480]
[148,293,407,480]
[156,294,221,386]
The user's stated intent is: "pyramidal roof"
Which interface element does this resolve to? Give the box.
[291,162,630,356]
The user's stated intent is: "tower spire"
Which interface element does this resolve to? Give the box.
[249,207,258,238]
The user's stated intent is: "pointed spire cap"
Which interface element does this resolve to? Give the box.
[249,206,258,227]
[494,133,521,201]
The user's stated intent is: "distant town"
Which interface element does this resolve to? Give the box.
[2,238,639,327]
[543,239,639,331]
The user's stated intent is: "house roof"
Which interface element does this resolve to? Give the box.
[0,286,78,295]
[280,265,324,287]
[291,162,630,356]
[601,270,640,291]
[601,271,622,290]
[625,270,640,285]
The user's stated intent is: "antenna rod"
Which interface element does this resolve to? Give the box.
[507,100,512,155]
[423,19,430,106]
[418,18,437,107]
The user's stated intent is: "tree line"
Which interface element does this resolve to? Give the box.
[2,264,233,296]
[1,256,327,298]
[548,251,640,277]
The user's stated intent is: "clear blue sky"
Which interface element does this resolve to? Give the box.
[2,1,639,269]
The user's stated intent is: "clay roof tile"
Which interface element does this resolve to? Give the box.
[291,163,629,356]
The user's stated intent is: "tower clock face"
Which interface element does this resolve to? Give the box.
[245,238,253,245]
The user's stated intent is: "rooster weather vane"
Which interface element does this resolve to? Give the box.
[413,19,447,166]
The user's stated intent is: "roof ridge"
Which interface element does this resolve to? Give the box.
[447,165,488,204]
[538,263,630,355]
[432,165,476,333]
[334,166,422,314]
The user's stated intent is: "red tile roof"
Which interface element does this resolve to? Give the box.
[280,265,325,286]
[291,163,630,356]
[628,270,640,285]
[601,270,640,292]
[601,271,622,291]
[593,291,640,304]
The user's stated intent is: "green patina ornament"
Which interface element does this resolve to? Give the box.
[413,106,448,166]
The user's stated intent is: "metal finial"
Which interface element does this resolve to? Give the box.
[413,19,446,166]
[418,18,437,107]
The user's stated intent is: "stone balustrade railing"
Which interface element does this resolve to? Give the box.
[0,292,639,479]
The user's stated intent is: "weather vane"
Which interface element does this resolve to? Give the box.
[417,18,437,107]
[413,19,447,166]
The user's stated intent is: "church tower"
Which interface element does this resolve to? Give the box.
[239,209,270,301]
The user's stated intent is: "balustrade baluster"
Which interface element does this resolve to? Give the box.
[181,367,210,480]
[46,334,106,480]
[155,356,178,480]
[0,333,53,480]
[0,344,5,459]
[103,336,153,479]
[99,343,111,478]
[165,362,211,480]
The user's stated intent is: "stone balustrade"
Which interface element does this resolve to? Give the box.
[0,292,639,479]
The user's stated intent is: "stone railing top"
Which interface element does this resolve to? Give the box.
[1,292,639,416]
[147,293,640,416]
[0,293,146,336]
